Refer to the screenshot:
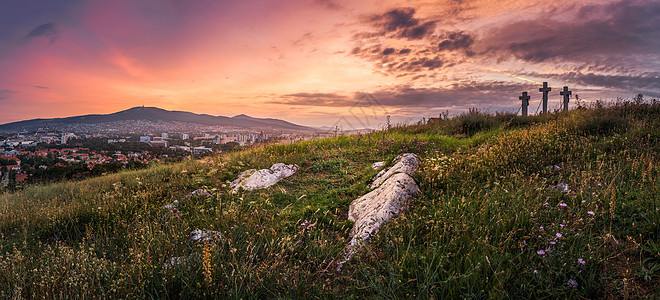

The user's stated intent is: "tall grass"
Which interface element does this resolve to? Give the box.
[0,100,658,298]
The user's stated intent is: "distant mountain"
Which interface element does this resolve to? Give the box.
[0,107,313,132]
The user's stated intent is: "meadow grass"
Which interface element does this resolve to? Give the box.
[0,100,658,298]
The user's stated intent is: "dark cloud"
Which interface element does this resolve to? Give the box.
[399,49,411,54]
[364,8,436,40]
[33,85,50,89]
[272,82,533,109]
[0,89,17,100]
[394,56,444,72]
[25,23,59,44]
[382,48,395,55]
[483,0,660,63]
[371,8,419,32]
[399,21,436,40]
[437,31,474,52]
[538,72,660,97]
[272,93,354,107]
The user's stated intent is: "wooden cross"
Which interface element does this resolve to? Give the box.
[519,91,530,116]
[560,86,572,111]
[539,82,551,113]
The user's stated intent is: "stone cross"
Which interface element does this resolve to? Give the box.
[560,86,572,111]
[519,91,530,116]
[539,82,551,113]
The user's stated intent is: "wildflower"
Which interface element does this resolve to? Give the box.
[533,270,538,274]
[549,241,556,245]
[540,226,544,230]
[578,258,585,265]
[567,279,578,288]
[556,233,563,238]
[559,203,567,207]
[560,224,565,227]
[581,200,586,203]
[587,211,595,215]
[544,202,550,207]
[537,250,546,255]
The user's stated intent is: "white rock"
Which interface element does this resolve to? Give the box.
[371,161,385,170]
[370,153,420,189]
[546,165,562,171]
[348,173,419,248]
[189,229,224,243]
[338,153,421,270]
[190,189,212,197]
[230,163,299,190]
[553,182,570,192]
[163,199,179,209]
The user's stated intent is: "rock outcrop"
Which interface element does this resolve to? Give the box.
[370,153,420,189]
[230,163,299,191]
[371,161,385,170]
[338,153,420,270]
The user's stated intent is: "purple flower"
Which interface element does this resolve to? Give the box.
[568,279,578,288]
[556,233,563,238]
[540,226,544,231]
[537,250,546,255]
[578,258,585,265]
[549,241,556,245]
[559,203,567,207]
[533,270,538,274]
[587,211,595,215]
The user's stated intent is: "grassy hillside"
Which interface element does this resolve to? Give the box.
[0,100,658,298]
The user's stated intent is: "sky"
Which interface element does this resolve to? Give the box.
[1,0,659,128]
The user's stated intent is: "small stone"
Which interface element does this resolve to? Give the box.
[189,229,224,243]
[553,182,570,192]
[162,199,179,209]
[230,163,298,190]
[371,161,385,170]
[190,189,212,198]
[546,165,561,171]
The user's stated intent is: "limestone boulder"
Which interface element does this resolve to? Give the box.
[370,153,420,189]
[371,161,385,170]
[230,163,299,191]
[338,153,421,270]
[347,173,419,249]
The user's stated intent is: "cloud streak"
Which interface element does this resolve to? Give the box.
[25,23,59,44]
[271,81,535,110]
[0,89,17,101]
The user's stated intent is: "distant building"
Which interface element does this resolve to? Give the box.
[162,133,168,138]
[181,133,189,140]
[193,147,212,154]
[148,140,168,148]
[140,136,151,142]
[169,145,191,152]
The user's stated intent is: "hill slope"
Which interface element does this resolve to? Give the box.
[0,101,658,298]
[0,106,312,132]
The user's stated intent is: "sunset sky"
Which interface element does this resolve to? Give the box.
[1,0,659,128]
